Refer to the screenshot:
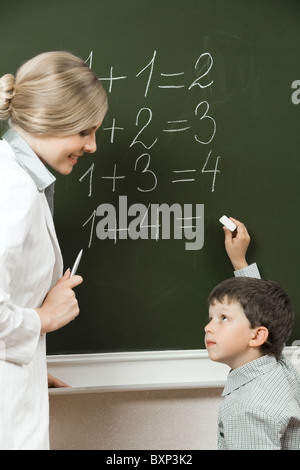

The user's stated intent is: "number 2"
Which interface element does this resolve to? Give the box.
[130,108,158,149]
[189,52,213,90]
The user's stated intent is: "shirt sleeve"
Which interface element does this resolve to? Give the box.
[234,263,261,279]
[0,168,41,366]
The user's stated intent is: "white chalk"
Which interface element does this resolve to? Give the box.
[219,215,237,232]
[70,249,83,277]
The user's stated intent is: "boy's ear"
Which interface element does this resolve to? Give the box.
[249,326,269,348]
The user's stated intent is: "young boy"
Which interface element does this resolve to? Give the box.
[207,217,300,450]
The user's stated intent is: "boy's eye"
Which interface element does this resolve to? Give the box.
[221,315,228,321]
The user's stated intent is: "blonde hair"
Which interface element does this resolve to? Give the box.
[0,51,108,135]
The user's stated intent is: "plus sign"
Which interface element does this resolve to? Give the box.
[101,164,126,192]
[103,118,124,143]
[99,66,127,93]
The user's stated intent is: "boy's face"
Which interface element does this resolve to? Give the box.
[204,297,259,369]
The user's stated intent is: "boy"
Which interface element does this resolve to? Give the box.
[208,217,300,450]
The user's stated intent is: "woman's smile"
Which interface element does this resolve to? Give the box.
[69,154,82,164]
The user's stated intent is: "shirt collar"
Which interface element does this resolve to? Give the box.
[3,128,56,191]
[222,355,278,396]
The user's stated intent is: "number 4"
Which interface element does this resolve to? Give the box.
[202,150,221,192]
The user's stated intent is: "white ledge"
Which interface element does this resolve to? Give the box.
[47,346,300,395]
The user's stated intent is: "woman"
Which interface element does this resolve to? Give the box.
[0,51,108,449]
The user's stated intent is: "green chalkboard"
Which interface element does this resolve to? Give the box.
[1,0,299,354]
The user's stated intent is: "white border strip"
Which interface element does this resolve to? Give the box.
[47,347,300,395]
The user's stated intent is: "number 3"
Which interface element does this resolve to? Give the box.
[134,153,158,192]
[194,101,216,145]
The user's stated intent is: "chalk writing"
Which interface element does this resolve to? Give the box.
[129,108,158,149]
[188,52,214,90]
[98,66,127,93]
[98,50,214,95]
[79,49,221,249]
[79,163,94,197]
[134,154,158,193]
[84,196,204,250]
[194,101,216,144]
[101,164,126,192]
[103,118,124,143]
[136,50,156,97]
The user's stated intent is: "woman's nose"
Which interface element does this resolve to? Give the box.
[84,134,97,153]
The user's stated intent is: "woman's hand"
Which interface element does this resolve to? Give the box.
[48,373,69,388]
[36,270,83,334]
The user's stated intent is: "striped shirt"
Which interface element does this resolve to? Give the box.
[234,262,261,279]
[219,264,300,449]
[218,355,300,449]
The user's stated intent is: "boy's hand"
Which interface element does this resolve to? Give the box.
[36,270,83,334]
[223,217,250,270]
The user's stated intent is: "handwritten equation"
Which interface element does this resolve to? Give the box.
[81,50,221,197]
[80,149,220,196]
[88,50,214,95]
[78,50,222,248]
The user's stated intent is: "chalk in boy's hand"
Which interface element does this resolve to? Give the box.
[221,217,250,271]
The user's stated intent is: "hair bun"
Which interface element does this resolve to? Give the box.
[0,74,16,120]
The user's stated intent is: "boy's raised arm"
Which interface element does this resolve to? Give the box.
[222,216,261,279]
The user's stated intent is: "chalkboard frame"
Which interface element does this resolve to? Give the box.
[0,0,299,357]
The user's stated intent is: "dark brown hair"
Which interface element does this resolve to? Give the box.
[207,277,294,359]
